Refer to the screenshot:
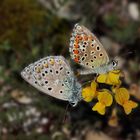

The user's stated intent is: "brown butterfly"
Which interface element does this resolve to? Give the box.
[69,24,118,74]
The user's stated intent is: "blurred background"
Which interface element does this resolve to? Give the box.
[0,0,140,139]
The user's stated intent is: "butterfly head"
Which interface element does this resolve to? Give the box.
[64,77,82,107]
[108,60,118,71]
[71,79,82,107]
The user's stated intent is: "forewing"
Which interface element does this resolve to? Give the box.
[21,56,75,101]
[69,24,109,69]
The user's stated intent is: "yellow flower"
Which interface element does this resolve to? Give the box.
[82,81,97,102]
[81,70,138,115]
[97,70,121,85]
[115,88,138,115]
[92,90,113,115]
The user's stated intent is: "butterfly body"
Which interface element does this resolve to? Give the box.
[79,60,117,75]
[21,56,82,106]
[69,24,118,74]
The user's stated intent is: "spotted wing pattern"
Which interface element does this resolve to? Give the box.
[21,56,78,101]
[69,24,109,70]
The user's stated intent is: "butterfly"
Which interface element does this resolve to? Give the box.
[69,23,118,75]
[21,56,82,106]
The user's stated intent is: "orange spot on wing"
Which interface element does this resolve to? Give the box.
[89,35,93,40]
[74,44,79,48]
[74,35,82,50]
[74,57,79,62]
[73,50,79,54]
[76,35,80,39]
[75,35,83,42]
[75,38,79,43]
[79,36,83,40]
[84,35,88,41]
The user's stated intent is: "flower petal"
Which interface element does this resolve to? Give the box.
[97,70,121,85]
[110,70,121,74]
[98,90,113,106]
[82,87,95,102]
[108,70,121,85]
[91,81,97,96]
[92,102,106,115]
[115,88,130,105]
[97,74,108,83]
[91,81,97,90]
[123,100,138,115]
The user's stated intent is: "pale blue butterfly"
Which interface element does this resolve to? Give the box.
[21,56,82,106]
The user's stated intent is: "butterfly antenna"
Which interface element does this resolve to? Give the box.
[62,103,70,123]
[120,51,134,57]
[115,51,134,59]
[113,51,134,62]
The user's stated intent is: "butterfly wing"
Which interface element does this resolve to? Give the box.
[69,24,109,70]
[21,56,79,101]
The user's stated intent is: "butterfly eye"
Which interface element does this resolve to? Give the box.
[112,60,117,67]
